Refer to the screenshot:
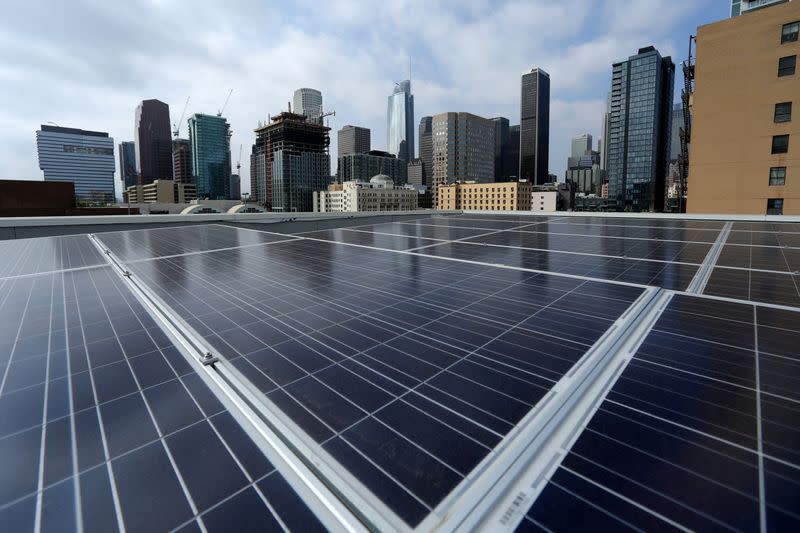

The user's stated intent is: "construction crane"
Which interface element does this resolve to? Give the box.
[217,89,233,117]
[319,109,335,126]
[172,96,190,138]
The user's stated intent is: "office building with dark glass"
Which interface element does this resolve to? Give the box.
[172,138,192,184]
[118,140,137,189]
[135,99,173,184]
[188,113,231,200]
[418,116,432,186]
[606,46,675,212]
[337,125,370,157]
[338,150,407,184]
[519,68,550,184]
[36,125,115,203]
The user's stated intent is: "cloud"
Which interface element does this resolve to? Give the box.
[0,0,725,197]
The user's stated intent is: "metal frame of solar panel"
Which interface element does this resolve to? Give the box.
[2,211,798,532]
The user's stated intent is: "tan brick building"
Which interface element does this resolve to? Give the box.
[437,181,532,211]
[688,1,800,214]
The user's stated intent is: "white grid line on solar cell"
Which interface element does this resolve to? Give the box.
[405,219,558,252]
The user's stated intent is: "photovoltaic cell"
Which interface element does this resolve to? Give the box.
[0,266,324,532]
[0,235,107,278]
[96,224,296,262]
[517,294,800,532]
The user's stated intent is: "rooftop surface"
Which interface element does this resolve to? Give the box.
[1,212,798,531]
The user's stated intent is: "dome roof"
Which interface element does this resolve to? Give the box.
[369,174,393,185]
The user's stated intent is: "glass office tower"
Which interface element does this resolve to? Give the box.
[188,113,231,199]
[519,68,550,184]
[36,125,116,203]
[387,80,414,162]
[607,46,675,212]
[118,141,137,189]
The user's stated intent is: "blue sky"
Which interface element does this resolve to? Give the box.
[0,0,730,197]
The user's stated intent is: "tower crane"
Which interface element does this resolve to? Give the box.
[172,96,190,138]
[217,89,233,117]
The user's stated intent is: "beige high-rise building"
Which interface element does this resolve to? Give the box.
[437,181,532,211]
[431,112,495,206]
[688,1,799,214]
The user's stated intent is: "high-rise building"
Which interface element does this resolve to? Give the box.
[337,125,371,157]
[338,150,407,184]
[251,112,331,212]
[491,117,509,181]
[689,1,799,214]
[571,134,592,159]
[36,125,115,203]
[505,125,521,181]
[732,0,791,16]
[188,113,231,200]
[407,159,424,186]
[293,88,323,124]
[431,112,495,206]
[171,138,192,184]
[669,103,684,162]
[418,116,432,186]
[387,80,414,162]
[135,99,173,184]
[520,68,551,184]
[607,47,675,212]
[118,141,137,189]
[600,92,611,171]
[229,174,241,200]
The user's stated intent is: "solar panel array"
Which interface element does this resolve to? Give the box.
[1,212,798,532]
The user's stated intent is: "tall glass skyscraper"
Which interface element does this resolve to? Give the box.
[607,46,675,212]
[293,88,323,124]
[188,113,231,200]
[387,80,414,162]
[519,68,550,184]
[418,116,432,185]
[135,99,173,184]
[36,125,116,203]
[118,141,137,189]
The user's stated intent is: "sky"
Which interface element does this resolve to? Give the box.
[0,0,730,199]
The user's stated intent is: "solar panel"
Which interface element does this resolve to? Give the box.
[3,212,799,531]
[516,294,800,531]
[0,266,327,531]
[0,235,107,279]
[92,227,649,527]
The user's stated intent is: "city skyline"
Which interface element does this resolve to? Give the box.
[0,1,728,200]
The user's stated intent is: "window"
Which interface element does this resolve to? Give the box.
[783,22,799,44]
[778,55,796,77]
[775,102,793,123]
[767,198,784,215]
[770,167,787,186]
[772,135,790,154]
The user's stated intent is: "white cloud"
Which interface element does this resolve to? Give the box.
[0,0,723,197]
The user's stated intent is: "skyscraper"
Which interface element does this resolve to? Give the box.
[387,80,414,162]
[118,141,137,189]
[135,99,173,184]
[491,117,509,181]
[36,125,115,203]
[506,125,521,180]
[338,150,407,184]
[418,116,432,186]
[252,111,330,212]
[337,125,371,157]
[431,112,495,206]
[188,113,231,200]
[172,138,192,184]
[293,88,323,124]
[571,134,592,159]
[600,92,611,171]
[520,68,551,184]
[607,46,675,212]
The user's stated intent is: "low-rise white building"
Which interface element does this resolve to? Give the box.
[531,190,557,212]
[314,175,418,213]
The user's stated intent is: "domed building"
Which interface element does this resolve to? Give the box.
[313,173,420,213]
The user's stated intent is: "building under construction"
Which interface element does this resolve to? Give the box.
[250,112,331,212]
